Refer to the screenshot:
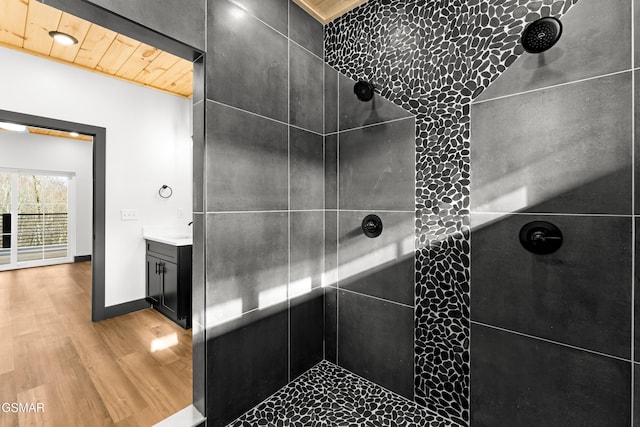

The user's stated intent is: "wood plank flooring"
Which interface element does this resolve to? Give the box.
[0,262,192,427]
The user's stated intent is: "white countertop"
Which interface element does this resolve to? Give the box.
[143,226,193,246]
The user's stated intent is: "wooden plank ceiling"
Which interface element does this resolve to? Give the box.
[293,0,369,24]
[0,0,193,98]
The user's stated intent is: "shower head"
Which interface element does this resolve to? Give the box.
[521,17,563,53]
[354,81,375,102]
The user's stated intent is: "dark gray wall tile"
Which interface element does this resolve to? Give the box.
[229,0,288,35]
[206,102,288,211]
[636,0,640,68]
[289,1,323,57]
[290,128,323,210]
[290,43,324,134]
[192,214,205,414]
[192,320,206,414]
[290,211,323,292]
[325,211,338,288]
[325,65,339,134]
[471,72,632,215]
[207,310,288,427]
[635,364,640,427]
[325,135,337,210]
[338,291,413,400]
[339,118,415,211]
[635,217,640,361]
[206,212,288,322]
[192,55,205,104]
[338,74,413,132]
[471,324,631,427]
[338,211,414,306]
[635,70,640,215]
[45,0,205,53]
[193,100,204,213]
[290,293,324,380]
[324,288,337,363]
[207,0,288,122]
[192,214,205,328]
[476,0,631,102]
[471,213,632,358]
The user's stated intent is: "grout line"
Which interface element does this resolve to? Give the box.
[324,286,414,309]
[205,209,325,214]
[238,4,324,63]
[471,211,634,218]
[206,99,323,136]
[287,0,291,384]
[472,320,634,364]
[631,3,636,425]
[472,68,632,105]
[322,37,327,361]
[336,68,340,366]
[323,209,415,213]
[331,115,415,135]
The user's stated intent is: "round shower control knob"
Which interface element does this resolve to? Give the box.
[519,221,563,254]
[362,214,383,238]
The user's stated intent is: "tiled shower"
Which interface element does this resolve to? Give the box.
[55,0,640,425]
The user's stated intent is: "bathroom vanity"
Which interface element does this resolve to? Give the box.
[143,228,192,329]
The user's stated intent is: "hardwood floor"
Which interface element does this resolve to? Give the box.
[0,262,192,427]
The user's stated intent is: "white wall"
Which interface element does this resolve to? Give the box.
[0,47,192,307]
[0,131,93,256]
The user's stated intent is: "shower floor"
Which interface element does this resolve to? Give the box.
[227,360,457,427]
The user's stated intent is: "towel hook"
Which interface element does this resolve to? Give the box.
[158,185,173,199]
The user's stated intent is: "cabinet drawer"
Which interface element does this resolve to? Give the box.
[146,241,178,261]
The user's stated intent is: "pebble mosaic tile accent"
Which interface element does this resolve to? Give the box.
[324,0,579,425]
[227,360,458,427]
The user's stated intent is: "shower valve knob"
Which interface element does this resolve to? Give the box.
[362,214,383,238]
[519,221,563,254]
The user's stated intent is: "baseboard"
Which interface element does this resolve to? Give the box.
[103,298,150,320]
[74,255,92,262]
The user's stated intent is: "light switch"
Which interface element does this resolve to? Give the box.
[121,209,138,221]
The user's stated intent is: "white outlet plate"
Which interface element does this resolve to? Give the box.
[121,209,138,221]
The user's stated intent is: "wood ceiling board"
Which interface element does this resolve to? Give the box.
[23,1,61,55]
[49,12,91,62]
[165,72,193,98]
[292,0,368,24]
[0,0,193,98]
[96,34,140,75]
[74,24,117,69]
[135,51,181,85]
[26,127,92,142]
[0,0,28,47]
[150,58,192,90]
[116,43,161,80]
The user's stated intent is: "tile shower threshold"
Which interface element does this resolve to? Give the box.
[227,360,460,427]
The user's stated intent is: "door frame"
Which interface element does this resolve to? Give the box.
[0,109,108,321]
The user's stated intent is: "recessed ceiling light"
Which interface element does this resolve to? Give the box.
[0,122,27,132]
[49,31,78,46]
[69,132,79,137]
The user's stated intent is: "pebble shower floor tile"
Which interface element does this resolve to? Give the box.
[227,361,458,427]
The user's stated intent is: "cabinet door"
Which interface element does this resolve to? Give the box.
[161,260,178,313]
[146,255,161,304]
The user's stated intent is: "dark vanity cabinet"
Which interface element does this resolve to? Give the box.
[145,240,192,329]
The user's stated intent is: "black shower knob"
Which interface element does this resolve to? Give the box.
[519,221,563,254]
[362,214,383,238]
[354,81,375,102]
